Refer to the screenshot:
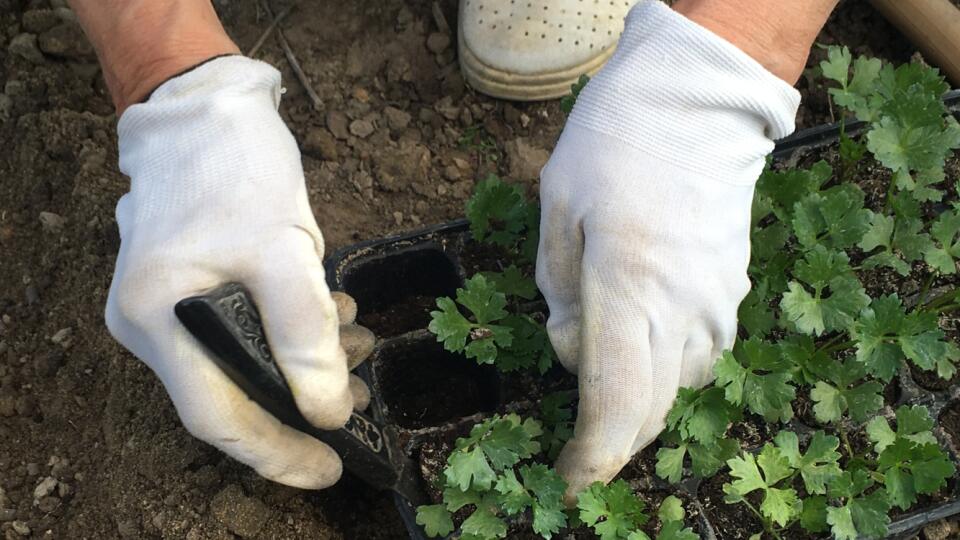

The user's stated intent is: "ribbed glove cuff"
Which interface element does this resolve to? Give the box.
[567,0,801,183]
[115,56,299,224]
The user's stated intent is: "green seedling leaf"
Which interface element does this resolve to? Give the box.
[462,501,508,539]
[781,246,869,335]
[923,206,960,273]
[792,184,871,250]
[521,464,568,538]
[416,504,455,538]
[539,391,574,460]
[560,74,590,114]
[483,265,538,300]
[655,521,698,540]
[578,480,649,540]
[664,387,739,446]
[723,445,800,527]
[774,431,842,494]
[865,404,938,453]
[825,470,891,540]
[657,496,685,523]
[714,338,795,422]
[800,495,829,533]
[852,294,957,381]
[497,314,556,373]
[429,274,514,365]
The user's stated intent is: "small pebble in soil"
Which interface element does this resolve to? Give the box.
[349,118,375,138]
[11,521,31,536]
[505,137,550,181]
[435,96,459,121]
[383,106,411,131]
[50,328,71,348]
[8,33,45,64]
[325,110,350,140]
[209,484,272,539]
[923,518,959,540]
[32,476,57,500]
[37,21,94,59]
[22,10,60,33]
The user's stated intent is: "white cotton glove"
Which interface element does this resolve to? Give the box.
[106,56,374,489]
[537,0,800,499]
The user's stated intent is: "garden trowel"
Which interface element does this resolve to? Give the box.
[174,283,426,507]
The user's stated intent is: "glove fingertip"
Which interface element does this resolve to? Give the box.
[340,324,376,370]
[555,437,633,508]
[331,292,358,325]
[349,374,371,411]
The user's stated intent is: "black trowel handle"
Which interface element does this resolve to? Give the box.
[174,283,420,501]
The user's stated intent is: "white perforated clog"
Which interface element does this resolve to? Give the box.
[458,0,640,100]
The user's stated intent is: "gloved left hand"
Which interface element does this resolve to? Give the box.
[106,56,373,489]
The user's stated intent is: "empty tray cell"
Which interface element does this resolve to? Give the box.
[342,246,460,337]
[373,336,500,429]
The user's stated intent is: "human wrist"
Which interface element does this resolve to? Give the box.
[672,0,839,84]
[68,0,240,114]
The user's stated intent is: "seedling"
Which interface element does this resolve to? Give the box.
[420,47,959,539]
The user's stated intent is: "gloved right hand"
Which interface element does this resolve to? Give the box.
[535,0,801,501]
[106,56,374,489]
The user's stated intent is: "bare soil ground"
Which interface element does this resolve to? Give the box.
[0,0,944,538]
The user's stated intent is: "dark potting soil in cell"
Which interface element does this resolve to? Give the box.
[357,293,437,336]
[727,412,781,451]
[459,240,508,274]
[909,362,960,392]
[342,247,460,337]
[375,338,500,429]
[459,239,535,280]
[698,473,767,540]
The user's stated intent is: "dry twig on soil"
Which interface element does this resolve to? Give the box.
[246,4,293,57]
[259,0,323,111]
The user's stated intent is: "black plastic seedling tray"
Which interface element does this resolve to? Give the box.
[322,90,960,540]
